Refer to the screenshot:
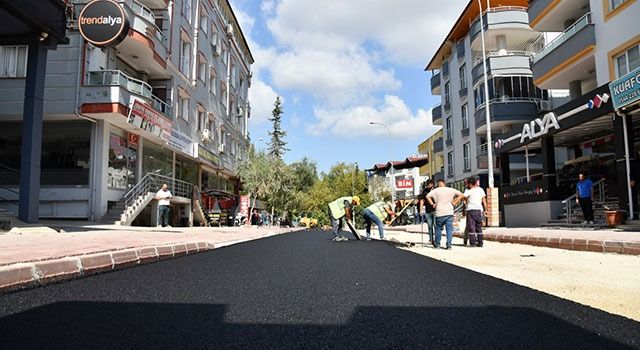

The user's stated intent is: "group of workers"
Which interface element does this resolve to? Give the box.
[327,177,487,248]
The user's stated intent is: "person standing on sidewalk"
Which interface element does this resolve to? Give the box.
[419,180,436,246]
[362,196,395,241]
[155,183,173,227]
[463,177,487,247]
[328,196,361,242]
[576,173,594,224]
[426,180,465,249]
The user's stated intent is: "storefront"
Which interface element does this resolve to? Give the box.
[496,84,639,227]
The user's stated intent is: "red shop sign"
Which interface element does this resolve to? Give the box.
[396,179,414,189]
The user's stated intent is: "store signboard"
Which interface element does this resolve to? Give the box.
[396,178,414,189]
[197,144,219,166]
[239,195,250,218]
[128,99,172,141]
[127,133,138,146]
[610,66,640,110]
[78,0,129,48]
[168,129,195,157]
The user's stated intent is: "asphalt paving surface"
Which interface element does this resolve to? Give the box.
[1,229,639,349]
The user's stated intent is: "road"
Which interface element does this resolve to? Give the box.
[1,230,639,349]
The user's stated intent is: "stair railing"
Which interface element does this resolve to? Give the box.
[123,173,195,209]
[561,178,605,224]
[0,164,20,210]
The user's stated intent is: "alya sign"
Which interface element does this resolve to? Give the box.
[493,93,610,147]
[610,66,640,110]
[78,0,129,48]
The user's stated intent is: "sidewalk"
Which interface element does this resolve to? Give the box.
[389,224,640,255]
[0,222,301,293]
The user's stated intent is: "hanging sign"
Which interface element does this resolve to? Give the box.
[128,99,173,141]
[610,66,640,110]
[78,0,129,48]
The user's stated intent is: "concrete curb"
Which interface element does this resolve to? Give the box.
[397,229,640,255]
[0,229,300,294]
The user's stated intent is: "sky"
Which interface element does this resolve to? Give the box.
[229,0,468,173]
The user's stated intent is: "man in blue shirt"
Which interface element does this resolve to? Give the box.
[576,173,594,224]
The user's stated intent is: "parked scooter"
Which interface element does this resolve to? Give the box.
[234,213,247,226]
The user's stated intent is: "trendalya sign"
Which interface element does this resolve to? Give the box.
[78,0,129,48]
[610,66,640,110]
[128,99,172,141]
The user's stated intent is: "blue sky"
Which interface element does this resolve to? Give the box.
[229,0,468,172]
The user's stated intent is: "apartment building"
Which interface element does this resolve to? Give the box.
[417,129,444,180]
[425,0,552,191]
[495,0,640,226]
[0,0,254,225]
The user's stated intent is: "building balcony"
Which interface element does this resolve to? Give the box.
[81,70,172,119]
[116,0,169,79]
[474,98,540,135]
[431,72,441,95]
[432,104,442,125]
[433,137,443,154]
[528,0,590,31]
[530,13,596,90]
[469,7,541,52]
[137,0,168,9]
[471,51,534,86]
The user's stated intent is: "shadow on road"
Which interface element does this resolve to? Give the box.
[0,302,635,349]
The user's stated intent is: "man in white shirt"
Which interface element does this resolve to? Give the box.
[155,183,172,227]
[426,179,465,249]
[463,177,487,247]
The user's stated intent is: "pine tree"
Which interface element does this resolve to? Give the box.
[267,96,290,159]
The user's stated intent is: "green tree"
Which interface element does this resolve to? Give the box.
[267,96,289,159]
[237,146,271,215]
[290,157,319,192]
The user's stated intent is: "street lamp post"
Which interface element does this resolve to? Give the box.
[369,121,395,202]
[478,0,494,188]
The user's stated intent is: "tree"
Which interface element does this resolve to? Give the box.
[267,96,289,159]
[290,157,319,192]
[237,146,271,218]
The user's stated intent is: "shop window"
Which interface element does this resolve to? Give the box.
[615,44,640,78]
[0,46,28,78]
[142,141,172,177]
[175,156,198,184]
[0,121,91,186]
[108,133,137,190]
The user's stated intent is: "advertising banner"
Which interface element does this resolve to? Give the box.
[396,178,414,189]
[128,99,172,141]
[239,195,250,218]
[610,66,640,110]
[168,129,195,157]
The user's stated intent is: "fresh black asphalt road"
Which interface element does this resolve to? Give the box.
[1,230,639,349]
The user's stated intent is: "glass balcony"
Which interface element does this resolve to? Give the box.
[430,72,441,95]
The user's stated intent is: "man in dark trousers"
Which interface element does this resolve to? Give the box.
[576,173,594,224]
[419,180,436,246]
[463,177,487,247]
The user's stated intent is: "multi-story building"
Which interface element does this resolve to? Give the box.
[425,0,553,191]
[366,156,429,200]
[495,0,640,226]
[417,129,444,180]
[0,0,253,225]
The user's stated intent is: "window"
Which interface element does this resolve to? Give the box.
[615,44,640,78]
[182,0,193,24]
[178,94,189,121]
[609,0,627,11]
[461,104,468,130]
[197,108,205,131]
[210,70,217,96]
[447,152,454,176]
[444,82,451,104]
[220,128,226,147]
[446,117,452,140]
[198,53,207,82]
[108,133,137,190]
[463,143,471,171]
[180,33,192,76]
[0,46,28,78]
[459,64,466,89]
[199,9,208,35]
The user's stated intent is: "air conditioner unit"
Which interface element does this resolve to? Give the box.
[236,106,244,117]
[201,129,211,142]
[226,24,234,36]
[218,143,225,153]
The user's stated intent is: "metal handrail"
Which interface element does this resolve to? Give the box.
[471,6,528,26]
[561,178,605,223]
[475,97,542,111]
[123,173,195,209]
[531,12,592,64]
[0,164,19,174]
[474,50,535,65]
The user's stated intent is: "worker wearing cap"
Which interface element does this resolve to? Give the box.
[328,196,361,242]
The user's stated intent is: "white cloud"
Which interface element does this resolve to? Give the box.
[248,79,279,124]
[308,95,439,139]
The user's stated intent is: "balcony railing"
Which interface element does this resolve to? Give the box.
[531,12,592,64]
[86,70,172,116]
[120,0,167,45]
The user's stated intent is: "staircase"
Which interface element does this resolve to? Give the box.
[100,173,194,226]
[193,199,209,227]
